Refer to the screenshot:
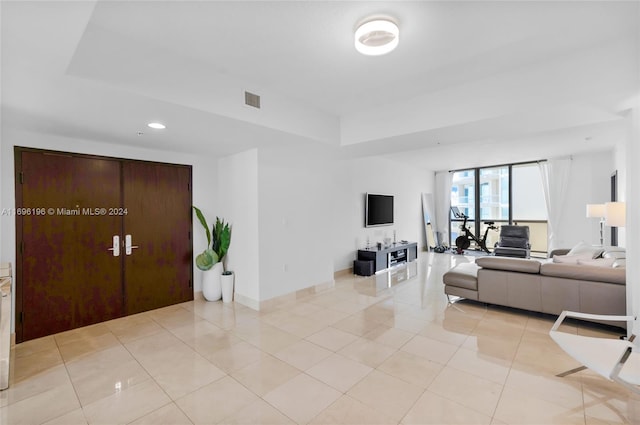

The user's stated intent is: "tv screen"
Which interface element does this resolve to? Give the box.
[366,193,394,227]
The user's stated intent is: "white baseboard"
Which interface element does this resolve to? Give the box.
[233,293,260,310]
[194,279,335,312]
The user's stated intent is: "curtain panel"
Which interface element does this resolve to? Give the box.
[539,158,572,252]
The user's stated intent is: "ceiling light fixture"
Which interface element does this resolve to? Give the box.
[147,122,166,129]
[355,18,399,56]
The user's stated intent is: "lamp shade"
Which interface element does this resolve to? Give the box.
[586,204,605,218]
[604,202,626,227]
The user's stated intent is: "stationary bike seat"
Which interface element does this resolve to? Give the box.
[485,221,495,225]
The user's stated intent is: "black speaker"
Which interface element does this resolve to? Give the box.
[354,260,374,276]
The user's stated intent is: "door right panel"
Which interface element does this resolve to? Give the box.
[122,162,193,315]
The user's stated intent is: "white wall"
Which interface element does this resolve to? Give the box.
[553,151,615,248]
[217,149,260,305]
[257,143,338,301]
[333,156,434,272]
[253,142,434,302]
[1,128,219,298]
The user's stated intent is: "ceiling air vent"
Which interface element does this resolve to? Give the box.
[244,91,261,109]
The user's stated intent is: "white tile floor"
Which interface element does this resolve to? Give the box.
[1,252,638,424]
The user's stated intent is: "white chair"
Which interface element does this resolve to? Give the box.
[549,310,640,394]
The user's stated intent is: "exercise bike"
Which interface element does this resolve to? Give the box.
[451,206,498,254]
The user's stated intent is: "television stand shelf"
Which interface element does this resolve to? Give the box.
[356,242,417,274]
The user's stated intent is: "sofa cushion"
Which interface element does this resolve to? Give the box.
[443,263,479,291]
[613,259,626,268]
[602,247,626,260]
[576,258,616,268]
[567,241,604,259]
[476,256,541,273]
[553,253,594,264]
[540,263,625,285]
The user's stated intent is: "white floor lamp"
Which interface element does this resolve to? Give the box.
[605,201,626,228]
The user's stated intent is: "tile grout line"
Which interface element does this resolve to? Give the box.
[118,314,200,425]
[487,315,530,422]
[41,335,89,425]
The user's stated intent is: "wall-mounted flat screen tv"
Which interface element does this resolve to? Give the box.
[365,193,394,227]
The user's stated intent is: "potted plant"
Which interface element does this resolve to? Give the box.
[193,206,231,301]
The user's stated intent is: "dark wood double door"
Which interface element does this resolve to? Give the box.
[15,148,193,342]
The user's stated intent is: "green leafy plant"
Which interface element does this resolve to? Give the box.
[212,215,231,261]
[193,206,231,271]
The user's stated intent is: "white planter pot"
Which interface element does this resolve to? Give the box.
[221,272,234,303]
[202,262,223,301]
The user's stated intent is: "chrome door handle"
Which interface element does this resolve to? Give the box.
[125,234,139,255]
[107,235,120,257]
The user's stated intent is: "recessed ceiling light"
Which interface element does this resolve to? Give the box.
[147,122,166,129]
[355,19,399,56]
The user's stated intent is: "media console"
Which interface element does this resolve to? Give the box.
[356,242,418,274]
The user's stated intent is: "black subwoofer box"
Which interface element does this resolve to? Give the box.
[353,260,374,276]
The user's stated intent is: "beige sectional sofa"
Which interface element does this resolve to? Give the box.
[443,248,626,327]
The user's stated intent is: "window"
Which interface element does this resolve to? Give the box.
[450,162,548,255]
[450,170,475,245]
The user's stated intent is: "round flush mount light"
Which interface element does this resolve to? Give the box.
[355,18,399,56]
[147,122,166,129]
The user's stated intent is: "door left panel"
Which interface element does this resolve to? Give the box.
[17,151,123,342]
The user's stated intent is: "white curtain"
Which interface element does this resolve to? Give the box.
[435,171,454,246]
[539,158,572,252]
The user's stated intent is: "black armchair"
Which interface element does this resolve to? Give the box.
[494,225,531,258]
